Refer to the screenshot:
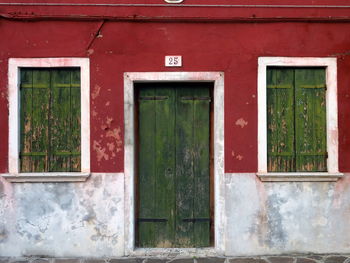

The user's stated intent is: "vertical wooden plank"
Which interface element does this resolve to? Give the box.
[192,85,211,247]
[70,69,81,172]
[267,68,295,172]
[154,84,176,248]
[50,69,71,172]
[175,86,195,247]
[31,69,50,172]
[138,85,157,247]
[295,68,327,172]
[20,69,33,172]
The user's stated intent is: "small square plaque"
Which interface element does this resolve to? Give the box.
[165,56,182,67]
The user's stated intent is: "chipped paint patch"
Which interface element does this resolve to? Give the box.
[87,49,94,56]
[92,85,101,99]
[236,155,244,161]
[106,127,123,152]
[235,118,248,128]
[93,141,109,162]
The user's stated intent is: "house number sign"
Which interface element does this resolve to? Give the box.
[165,56,182,67]
[164,0,184,3]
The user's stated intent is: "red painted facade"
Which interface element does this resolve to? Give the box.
[1,0,350,173]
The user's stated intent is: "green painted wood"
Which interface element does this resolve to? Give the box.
[138,86,157,247]
[50,69,72,172]
[192,85,211,247]
[154,85,176,248]
[267,67,327,173]
[20,69,34,172]
[137,83,211,248]
[267,68,295,172]
[70,69,82,172]
[30,69,50,172]
[175,86,195,247]
[20,68,81,173]
[295,68,327,172]
[50,68,81,172]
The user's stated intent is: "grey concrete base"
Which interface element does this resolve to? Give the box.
[1,255,350,263]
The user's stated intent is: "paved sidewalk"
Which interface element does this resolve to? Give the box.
[1,255,350,263]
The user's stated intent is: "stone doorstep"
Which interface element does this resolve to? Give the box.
[1,255,350,263]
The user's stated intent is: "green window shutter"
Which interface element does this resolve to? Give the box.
[295,68,327,172]
[20,69,50,172]
[267,68,295,172]
[20,68,81,172]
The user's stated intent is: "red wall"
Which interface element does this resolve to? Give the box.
[1,1,350,173]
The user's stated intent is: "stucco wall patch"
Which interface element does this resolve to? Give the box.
[0,173,124,257]
[225,173,350,256]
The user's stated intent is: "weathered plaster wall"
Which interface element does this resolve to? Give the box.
[2,173,349,257]
[0,174,124,257]
[225,173,350,256]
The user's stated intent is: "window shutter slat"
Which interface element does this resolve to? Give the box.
[267,68,295,172]
[29,70,50,172]
[20,69,34,172]
[295,68,327,172]
[70,69,81,172]
[50,69,81,172]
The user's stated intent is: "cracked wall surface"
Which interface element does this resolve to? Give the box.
[0,174,124,257]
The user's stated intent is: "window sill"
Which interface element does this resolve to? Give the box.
[257,172,343,182]
[0,173,90,183]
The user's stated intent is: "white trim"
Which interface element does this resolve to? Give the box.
[7,58,90,181]
[257,57,342,181]
[1,173,90,182]
[257,172,343,182]
[124,72,225,255]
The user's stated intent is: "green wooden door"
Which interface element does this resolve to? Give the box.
[137,83,212,248]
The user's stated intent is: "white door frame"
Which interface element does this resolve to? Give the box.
[124,72,225,256]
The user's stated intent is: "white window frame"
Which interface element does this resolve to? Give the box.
[2,58,90,182]
[257,57,343,182]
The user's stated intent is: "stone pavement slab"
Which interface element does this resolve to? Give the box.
[1,255,350,263]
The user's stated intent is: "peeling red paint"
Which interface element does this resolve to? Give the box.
[87,48,94,56]
[235,118,248,128]
[92,85,101,100]
[93,141,109,162]
[106,127,123,153]
[236,155,244,161]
